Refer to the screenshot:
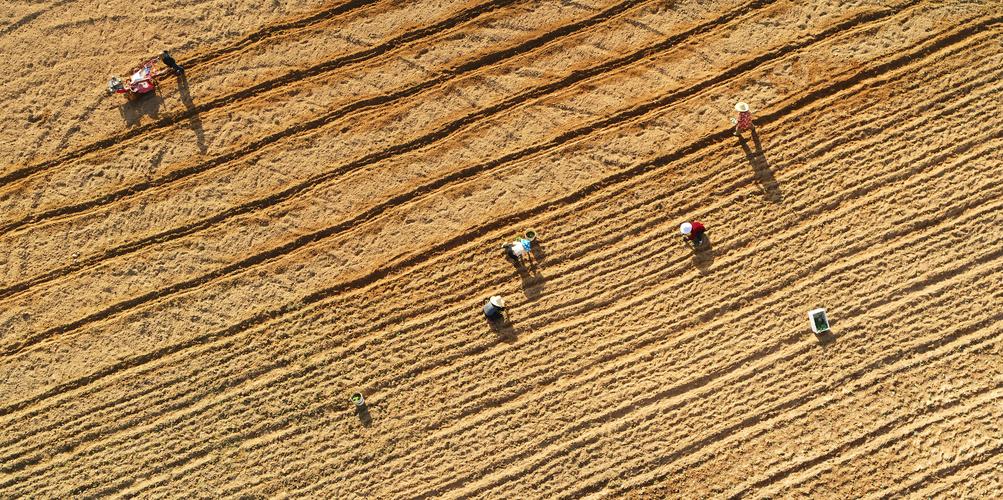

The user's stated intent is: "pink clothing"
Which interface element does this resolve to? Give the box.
[736,111,753,131]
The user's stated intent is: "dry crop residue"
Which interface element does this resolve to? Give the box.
[0,0,1000,496]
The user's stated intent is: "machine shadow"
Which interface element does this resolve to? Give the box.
[118,94,163,127]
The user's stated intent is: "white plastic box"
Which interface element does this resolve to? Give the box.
[808,308,830,334]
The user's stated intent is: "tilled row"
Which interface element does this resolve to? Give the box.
[264,52,1003,490]
[0,0,638,237]
[280,203,1003,496]
[3,4,998,496]
[626,312,1003,498]
[759,358,1002,498]
[0,14,986,464]
[3,46,998,492]
[738,380,1003,499]
[0,0,959,377]
[386,168,1003,497]
[899,443,1003,499]
[216,139,1003,495]
[23,177,994,496]
[0,0,352,168]
[0,0,774,328]
[0,0,770,317]
[465,238,1003,498]
[333,123,1003,494]
[0,0,499,184]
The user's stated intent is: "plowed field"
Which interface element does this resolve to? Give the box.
[1,0,1001,496]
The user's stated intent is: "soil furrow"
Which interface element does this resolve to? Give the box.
[0,1,947,359]
[1,47,994,446]
[0,0,664,240]
[0,0,771,297]
[0,14,986,422]
[3,0,1000,495]
[730,386,1003,499]
[227,232,1003,498]
[3,85,990,488]
[899,448,1003,499]
[421,223,1003,497]
[181,0,381,70]
[0,0,520,188]
[41,127,1003,494]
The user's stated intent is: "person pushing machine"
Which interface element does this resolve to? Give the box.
[161,50,184,75]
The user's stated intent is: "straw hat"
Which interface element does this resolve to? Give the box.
[735,102,750,113]
[489,295,506,308]
[680,222,693,235]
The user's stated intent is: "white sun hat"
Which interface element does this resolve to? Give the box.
[489,295,506,308]
[680,222,693,235]
[735,102,750,112]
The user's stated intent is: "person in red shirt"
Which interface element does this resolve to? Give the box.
[680,221,707,248]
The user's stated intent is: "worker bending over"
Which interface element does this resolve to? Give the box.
[680,221,707,248]
[503,238,532,263]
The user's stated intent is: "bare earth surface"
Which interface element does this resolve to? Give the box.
[1,0,1001,496]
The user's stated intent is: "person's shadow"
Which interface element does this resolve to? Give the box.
[691,235,716,275]
[515,264,546,301]
[355,402,372,427]
[118,93,164,127]
[488,317,518,343]
[530,238,547,263]
[504,243,546,301]
[176,72,207,154]
[738,127,781,203]
[485,302,519,343]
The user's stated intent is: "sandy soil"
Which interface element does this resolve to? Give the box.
[1,0,1001,496]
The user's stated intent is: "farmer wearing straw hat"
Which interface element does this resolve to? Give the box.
[732,102,753,135]
[483,295,506,321]
[680,221,707,248]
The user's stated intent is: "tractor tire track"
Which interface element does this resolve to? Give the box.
[0,12,992,419]
[0,0,519,188]
[9,101,1003,488]
[0,1,936,357]
[0,0,771,299]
